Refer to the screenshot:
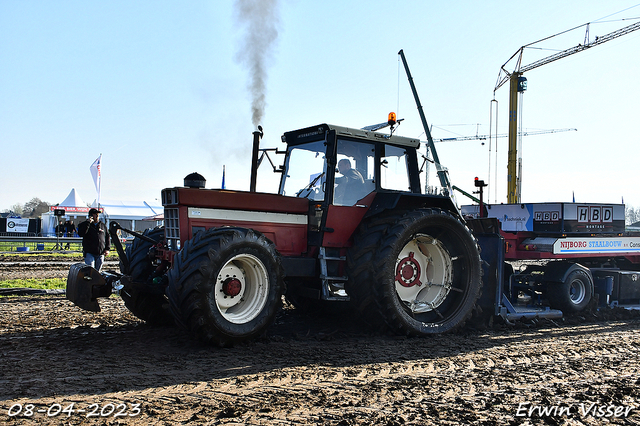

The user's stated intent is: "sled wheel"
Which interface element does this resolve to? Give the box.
[119,227,173,325]
[547,269,593,313]
[348,209,482,335]
[166,227,284,346]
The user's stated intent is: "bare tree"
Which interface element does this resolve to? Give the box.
[23,198,51,218]
[626,205,640,225]
[3,203,24,215]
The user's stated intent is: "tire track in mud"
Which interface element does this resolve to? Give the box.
[172,323,637,424]
[41,327,640,423]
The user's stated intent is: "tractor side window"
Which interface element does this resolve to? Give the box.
[381,144,410,192]
[334,139,375,206]
[280,141,327,200]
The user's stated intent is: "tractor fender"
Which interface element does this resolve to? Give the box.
[544,261,592,284]
[364,192,460,220]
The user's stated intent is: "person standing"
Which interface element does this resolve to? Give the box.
[55,220,66,237]
[63,219,76,249]
[77,208,110,271]
[65,219,77,236]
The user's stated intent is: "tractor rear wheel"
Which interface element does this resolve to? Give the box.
[166,227,284,346]
[120,227,173,325]
[347,209,482,335]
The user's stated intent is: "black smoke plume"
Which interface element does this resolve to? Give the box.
[235,0,280,127]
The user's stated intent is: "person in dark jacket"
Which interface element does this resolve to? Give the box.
[77,208,110,271]
[64,219,76,236]
[63,220,76,249]
[334,158,365,206]
[55,221,66,237]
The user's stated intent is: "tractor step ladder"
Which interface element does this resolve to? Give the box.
[319,247,350,301]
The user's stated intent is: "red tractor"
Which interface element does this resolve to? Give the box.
[67,123,483,346]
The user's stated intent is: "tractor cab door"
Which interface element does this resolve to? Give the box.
[279,130,375,248]
[322,137,377,247]
[324,136,422,248]
[279,130,334,247]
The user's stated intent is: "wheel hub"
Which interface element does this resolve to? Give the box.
[215,263,247,310]
[222,278,242,297]
[394,235,453,314]
[214,253,270,323]
[569,279,586,304]
[395,252,422,287]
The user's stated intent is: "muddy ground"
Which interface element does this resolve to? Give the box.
[1,254,639,425]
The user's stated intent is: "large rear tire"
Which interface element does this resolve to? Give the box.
[120,227,173,325]
[166,227,284,346]
[347,209,482,335]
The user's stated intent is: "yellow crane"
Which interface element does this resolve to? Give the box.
[494,18,640,204]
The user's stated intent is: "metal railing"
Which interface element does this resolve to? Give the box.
[0,235,130,253]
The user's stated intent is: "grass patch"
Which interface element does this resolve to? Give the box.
[0,242,84,252]
[0,252,83,259]
[0,278,66,289]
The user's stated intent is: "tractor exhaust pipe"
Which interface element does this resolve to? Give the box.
[250,125,263,192]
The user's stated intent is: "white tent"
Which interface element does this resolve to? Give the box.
[59,188,88,209]
[41,188,91,236]
[94,199,164,233]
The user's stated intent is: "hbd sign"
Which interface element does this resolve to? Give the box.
[534,211,560,222]
[577,206,613,223]
[563,204,623,233]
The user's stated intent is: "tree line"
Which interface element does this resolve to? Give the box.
[2,198,52,218]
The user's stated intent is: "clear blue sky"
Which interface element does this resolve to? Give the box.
[1,1,639,212]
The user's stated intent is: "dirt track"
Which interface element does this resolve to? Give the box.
[1,256,640,425]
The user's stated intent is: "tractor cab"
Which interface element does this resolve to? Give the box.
[274,124,457,251]
[279,123,423,206]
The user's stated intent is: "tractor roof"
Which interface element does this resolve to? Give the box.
[282,124,421,148]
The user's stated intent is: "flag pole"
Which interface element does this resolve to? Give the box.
[98,153,102,206]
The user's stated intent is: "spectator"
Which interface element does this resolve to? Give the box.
[77,208,110,271]
[64,220,76,236]
[55,221,65,237]
[64,220,76,249]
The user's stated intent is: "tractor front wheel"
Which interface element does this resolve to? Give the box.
[166,228,284,346]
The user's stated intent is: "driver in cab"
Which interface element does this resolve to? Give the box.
[334,158,365,206]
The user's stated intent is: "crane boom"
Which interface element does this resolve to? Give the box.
[521,21,640,74]
[436,128,576,142]
[495,20,640,91]
[398,49,452,195]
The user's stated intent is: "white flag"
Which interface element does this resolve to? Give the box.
[90,154,102,204]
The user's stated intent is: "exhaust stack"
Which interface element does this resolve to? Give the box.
[250,125,263,192]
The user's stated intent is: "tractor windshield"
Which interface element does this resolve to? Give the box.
[280,140,327,200]
[279,134,416,202]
